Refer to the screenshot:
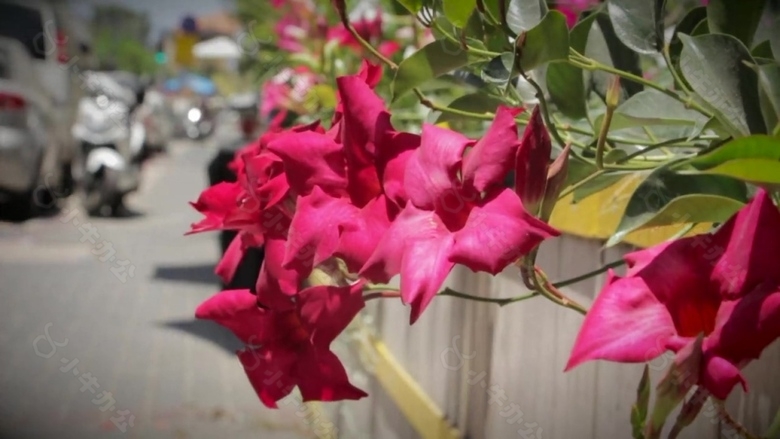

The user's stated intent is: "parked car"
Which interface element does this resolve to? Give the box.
[0,37,61,219]
[0,0,79,196]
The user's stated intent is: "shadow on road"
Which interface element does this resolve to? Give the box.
[160,319,244,355]
[153,263,220,285]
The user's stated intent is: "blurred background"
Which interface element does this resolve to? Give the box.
[0,0,338,437]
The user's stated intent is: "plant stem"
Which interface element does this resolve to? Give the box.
[569,48,713,118]
[534,267,588,315]
[595,104,615,169]
[716,402,760,439]
[440,287,538,306]
[343,16,398,69]
[429,19,502,58]
[552,259,626,288]
[662,44,692,95]
[364,291,401,301]
[556,169,606,199]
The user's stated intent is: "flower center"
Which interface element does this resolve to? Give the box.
[671,293,720,338]
[280,311,311,345]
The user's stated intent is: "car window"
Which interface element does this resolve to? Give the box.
[0,4,46,60]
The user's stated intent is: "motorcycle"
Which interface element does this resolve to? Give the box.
[71,71,146,216]
[183,101,214,140]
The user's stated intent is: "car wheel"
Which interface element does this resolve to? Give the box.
[2,191,35,222]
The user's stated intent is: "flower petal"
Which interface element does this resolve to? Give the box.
[195,289,276,345]
[238,347,297,408]
[298,282,366,347]
[215,232,248,284]
[625,238,721,338]
[336,195,394,273]
[705,283,780,367]
[295,349,368,402]
[357,60,383,88]
[710,189,780,299]
[462,106,523,192]
[188,182,248,234]
[257,235,301,302]
[336,75,387,206]
[450,189,559,274]
[565,272,680,371]
[283,187,358,277]
[401,227,455,324]
[700,355,747,400]
[377,130,420,208]
[266,131,347,197]
[404,124,471,210]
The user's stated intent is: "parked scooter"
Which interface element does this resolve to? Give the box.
[183,99,214,140]
[71,71,146,216]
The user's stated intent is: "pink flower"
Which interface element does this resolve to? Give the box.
[360,107,560,323]
[196,284,368,407]
[566,189,780,399]
[327,12,385,54]
[267,63,416,279]
[555,0,600,27]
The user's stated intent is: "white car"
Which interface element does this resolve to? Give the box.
[0,37,61,218]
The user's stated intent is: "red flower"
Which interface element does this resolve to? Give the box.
[361,107,560,323]
[196,283,368,408]
[566,189,780,399]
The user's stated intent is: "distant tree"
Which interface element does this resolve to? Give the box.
[91,4,157,74]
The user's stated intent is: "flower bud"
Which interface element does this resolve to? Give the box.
[606,75,621,109]
[515,106,551,216]
[539,143,571,222]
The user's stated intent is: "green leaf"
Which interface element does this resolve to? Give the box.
[436,93,504,123]
[587,13,644,99]
[631,365,651,439]
[481,0,504,26]
[753,40,775,59]
[444,0,477,28]
[687,135,780,184]
[607,0,663,54]
[688,135,780,167]
[395,0,424,14]
[391,40,482,101]
[668,6,707,86]
[596,89,708,132]
[481,52,515,86]
[607,168,747,247]
[519,11,570,71]
[706,0,767,48]
[547,12,598,119]
[679,33,767,136]
[755,62,780,132]
[506,0,548,34]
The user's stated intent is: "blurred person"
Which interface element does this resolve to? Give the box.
[206,92,265,290]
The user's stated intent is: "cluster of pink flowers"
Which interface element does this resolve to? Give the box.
[567,189,780,400]
[188,62,565,406]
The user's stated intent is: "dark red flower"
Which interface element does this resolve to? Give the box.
[196,282,367,408]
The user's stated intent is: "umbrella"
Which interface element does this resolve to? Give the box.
[193,36,242,60]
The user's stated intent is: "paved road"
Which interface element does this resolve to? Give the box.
[0,140,316,439]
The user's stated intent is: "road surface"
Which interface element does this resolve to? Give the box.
[0,140,318,439]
